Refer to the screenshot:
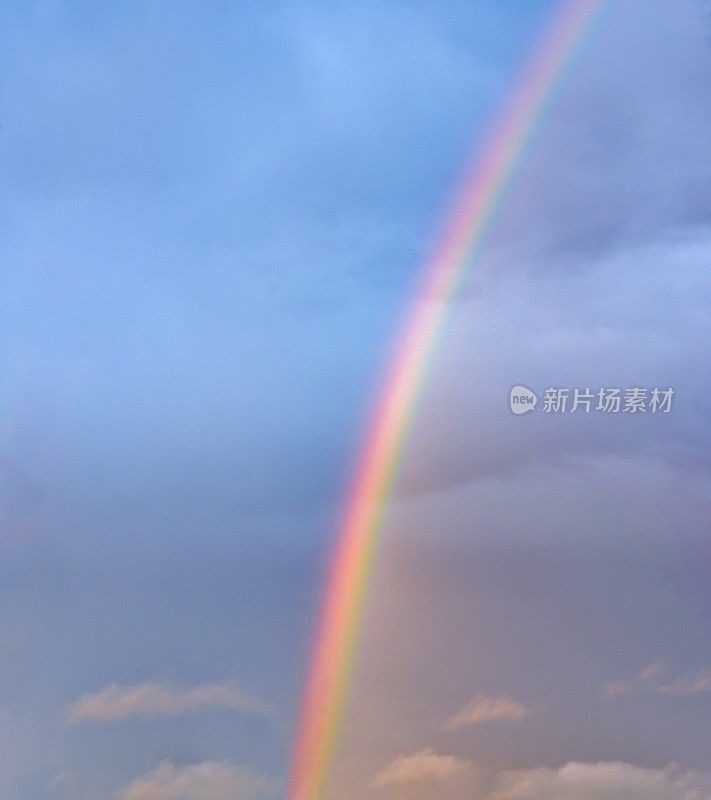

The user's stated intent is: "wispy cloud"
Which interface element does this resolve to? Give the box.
[371,748,469,788]
[445,694,531,730]
[603,663,711,698]
[119,760,278,800]
[67,680,269,723]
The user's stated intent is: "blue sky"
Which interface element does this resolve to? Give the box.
[0,0,554,530]
[1,1,711,799]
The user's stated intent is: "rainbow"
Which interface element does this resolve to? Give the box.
[287,1,610,798]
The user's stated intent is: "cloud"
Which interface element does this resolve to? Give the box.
[489,761,711,800]
[389,0,711,507]
[119,760,278,800]
[370,756,711,799]
[396,229,711,508]
[445,694,531,730]
[603,663,711,698]
[66,680,269,723]
[371,748,469,788]
[603,662,667,696]
[482,0,711,268]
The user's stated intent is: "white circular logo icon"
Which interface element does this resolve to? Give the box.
[510,385,537,415]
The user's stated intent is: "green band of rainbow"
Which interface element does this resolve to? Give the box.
[287,2,609,797]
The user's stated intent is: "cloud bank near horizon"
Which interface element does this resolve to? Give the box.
[371,755,711,800]
[118,760,278,800]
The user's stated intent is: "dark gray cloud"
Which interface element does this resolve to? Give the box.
[483,0,711,268]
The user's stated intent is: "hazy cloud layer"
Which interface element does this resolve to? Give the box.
[119,760,278,800]
[397,220,711,506]
[445,694,531,730]
[483,0,711,267]
[395,0,711,503]
[371,748,469,788]
[67,680,268,723]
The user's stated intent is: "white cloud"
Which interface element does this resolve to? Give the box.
[371,748,469,788]
[67,680,269,723]
[603,663,711,698]
[445,694,531,730]
[119,760,278,800]
[371,755,711,799]
[489,761,711,800]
